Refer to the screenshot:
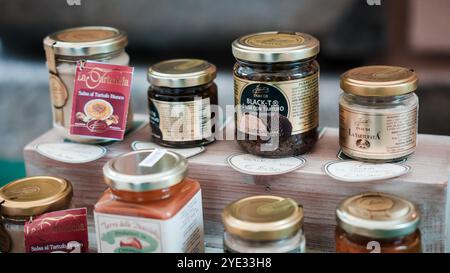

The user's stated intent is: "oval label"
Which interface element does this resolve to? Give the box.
[227,153,306,176]
[323,160,411,182]
[131,141,205,159]
[36,143,107,164]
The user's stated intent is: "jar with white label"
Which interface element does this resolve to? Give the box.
[222,195,305,253]
[339,65,419,162]
[94,149,204,253]
[147,59,217,148]
[232,31,320,157]
[43,26,133,143]
[0,176,73,253]
[335,192,421,253]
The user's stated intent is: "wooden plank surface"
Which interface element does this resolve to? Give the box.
[24,125,450,252]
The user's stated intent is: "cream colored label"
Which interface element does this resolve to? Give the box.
[35,143,107,163]
[339,104,417,159]
[323,160,411,182]
[131,141,205,158]
[234,74,319,136]
[150,98,212,142]
[227,153,306,175]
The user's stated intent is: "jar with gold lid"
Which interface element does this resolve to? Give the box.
[339,65,419,162]
[43,26,133,143]
[94,149,204,253]
[0,176,73,253]
[147,59,217,148]
[232,31,320,157]
[335,192,421,253]
[222,195,305,253]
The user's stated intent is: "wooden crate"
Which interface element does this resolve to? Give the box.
[24,125,450,253]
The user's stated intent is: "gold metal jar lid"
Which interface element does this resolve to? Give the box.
[147,59,217,88]
[0,176,73,220]
[336,192,420,239]
[340,65,418,96]
[103,149,188,192]
[43,26,128,57]
[232,31,320,63]
[222,195,303,241]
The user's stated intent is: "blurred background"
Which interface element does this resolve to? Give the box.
[0,0,449,185]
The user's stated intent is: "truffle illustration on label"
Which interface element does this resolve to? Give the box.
[235,75,319,140]
[70,61,133,140]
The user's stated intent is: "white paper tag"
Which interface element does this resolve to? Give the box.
[35,143,107,164]
[131,141,205,159]
[139,149,167,167]
[323,160,411,182]
[227,153,306,176]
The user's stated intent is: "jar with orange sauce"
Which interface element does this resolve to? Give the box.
[94,149,204,253]
[335,192,421,253]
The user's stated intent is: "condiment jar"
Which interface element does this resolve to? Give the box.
[0,176,73,253]
[222,195,305,253]
[335,192,421,253]
[339,65,419,162]
[147,59,218,148]
[94,149,205,253]
[232,31,320,157]
[43,26,133,143]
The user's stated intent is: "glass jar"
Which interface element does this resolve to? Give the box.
[94,149,204,253]
[43,26,133,143]
[339,66,419,162]
[147,59,217,148]
[222,195,305,253]
[232,31,320,157]
[335,192,422,253]
[0,176,73,253]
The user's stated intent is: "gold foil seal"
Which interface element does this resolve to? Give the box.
[336,192,420,239]
[0,176,73,220]
[340,65,418,96]
[232,31,320,63]
[222,195,303,241]
[147,59,216,88]
[43,26,127,57]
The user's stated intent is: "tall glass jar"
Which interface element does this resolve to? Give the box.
[335,192,422,253]
[0,176,73,253]
[339,66,419,162]
[94,149,204,253]
[232,31,320,157]
[43,26,133,143]
[222,195,305,253]
[147,59,217,148]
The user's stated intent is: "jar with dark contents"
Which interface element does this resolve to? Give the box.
[147,59,218,148]
[232,31,320,157]
[335,192,422,253]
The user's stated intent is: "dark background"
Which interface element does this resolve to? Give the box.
[0,0,449,184]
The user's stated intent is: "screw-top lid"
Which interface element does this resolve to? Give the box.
[340,65,418,96]
[222,195,303,241]
[0,176,73,220]
[103,149,188,192]
[147,59,216,88]
[232,31,319,63]
[336,192,420,239]
[43,26,128,57]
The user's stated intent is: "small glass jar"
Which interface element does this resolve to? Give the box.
[335,192,422,253]
[222,195,305,253]
[0,176,73,253]
[339,66,419,162]
[232,31,320,157]
[43,26,133,143]
[94,149,204,253]
[147,59,217,148]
